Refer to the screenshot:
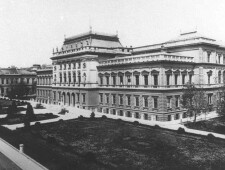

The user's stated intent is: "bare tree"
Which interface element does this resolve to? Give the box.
[181,83,208,122]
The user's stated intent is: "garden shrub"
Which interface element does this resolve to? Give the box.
[46,136,57,144]
[58,119,64,123]
[35,103,45,109]
[101,115,107,119]
[78,115,84,120]
[58,108,69,115]
[133,121,139,125]
[35,122,41,127]
[207,133,215,140]
[84,152,96,162]
[154,124,161,129]
[177,127,185,134]
[90,112,95,119]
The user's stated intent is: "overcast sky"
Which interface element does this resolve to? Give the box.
[1,0,225,68]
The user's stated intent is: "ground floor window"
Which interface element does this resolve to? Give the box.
[135,112,140,119]
[174,113,180,120]
[112,109,116,115]
[119,110,123,116]
[168,115,171,121]
[144,114,148,120]
[127,111,132,117]
[182,112,187,118]
[106,108,109,114]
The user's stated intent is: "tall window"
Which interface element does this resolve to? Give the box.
[175,96,180,108]
[189,75,192,83]
[112,76,116,86]
[73,72,76,83]
[99,94,103,103]
[153,97,158,109]
[166,75,170,86]
[2,78,4,84]
[112,95,116,104]
[135,75,139,85]
[119,95,123,105]
[120,76,123,85]
[105,94,109,104]
[144,75,148,85]
[153,75,158,86]
[208,74,211,84]
[100,77,103,85]
[207,52,211,63]
[218,71,221,83]
[64,64,66,70]
[218,54,221,64]
[182,75,185,85]
[167,97,172,108]
[64,73,67,83]
[82,94,86,103]
[143,96,148,107]
[68,72,71,83]
[135,96,139,106]
[208,94,212,104]
[175,75,178,85]
[59,73,62,83]
[127,96,131,106]
[106,76,109,85]
[127,76,131,84]
[77,93,80,102]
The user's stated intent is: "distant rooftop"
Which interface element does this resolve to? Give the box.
[166,31,216,43]
[0,68,36,75]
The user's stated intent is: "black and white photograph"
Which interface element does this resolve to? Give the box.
[1,0,225,169]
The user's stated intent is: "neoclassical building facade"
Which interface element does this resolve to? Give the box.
[36,65,53,104]
[48,30,225,121]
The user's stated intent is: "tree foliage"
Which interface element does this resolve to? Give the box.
[181,84,208,122]
[216,85,225,116]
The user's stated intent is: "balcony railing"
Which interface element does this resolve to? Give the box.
[99,53,194,66]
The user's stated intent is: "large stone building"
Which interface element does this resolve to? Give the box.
[36,65,53,104]
[48,30,225,121]
[0,67,37,99]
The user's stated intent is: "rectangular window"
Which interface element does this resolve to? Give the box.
[135,96,139,106]
[106,77,109,85]
[105,94,109,104]
[100,77,103,85]
[182,75,185,85]
[119,95,123,105]
[77,93,80,102]
[127,96,131,106]
[82,94,86,103]
[153,97,158,109]
[175,96,180,108]
[144,75,148,85]
[113,76,116,86]
[143,96,148,107]
[112,109,116,115]
[2,79,4,84]
[112,95,116,104]
[175,75,178,85]
[127,76,131,84]
[166,75,170,86]
[167,97,172,108]
[120,76,123,85]
[189,75,192,83]
[154,75,158,86]
[106,108,109,114]
[144,114,148,120]
[208,94,212,104]
[208,75,211,84]
[99,94,103,103]
[207,52,210,63]
[135,75,139,85]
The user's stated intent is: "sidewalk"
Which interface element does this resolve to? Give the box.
[2,100,225,140]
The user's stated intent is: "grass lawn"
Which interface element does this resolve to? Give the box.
[13,117,225,170]
[185,116,225,135]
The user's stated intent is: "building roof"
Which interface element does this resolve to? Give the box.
[165,31,216,43]
[60,31,123,50]
[0,68,36,75]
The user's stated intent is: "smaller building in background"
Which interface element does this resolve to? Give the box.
[0,67,37,99]
[36,65,53,104]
